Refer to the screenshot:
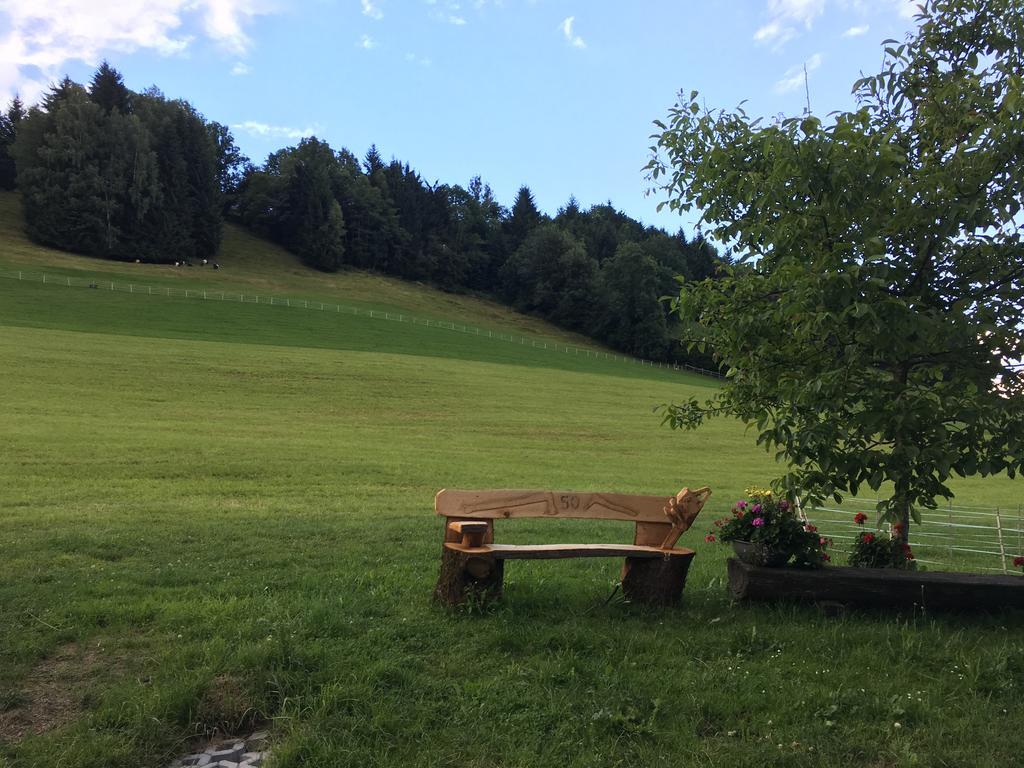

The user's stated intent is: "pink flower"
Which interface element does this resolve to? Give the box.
[804,523,817,533]
[752,517,765,527]
[752,503,763,514]
[736,500,748,509]
[779,500,790,511]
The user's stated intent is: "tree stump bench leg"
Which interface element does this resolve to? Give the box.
[621,553,695,606]
[434,547,503,607]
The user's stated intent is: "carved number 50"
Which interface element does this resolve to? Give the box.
[560,495,580,510]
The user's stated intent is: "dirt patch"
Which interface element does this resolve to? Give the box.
[193,673,263,737]
[0,641,126,743]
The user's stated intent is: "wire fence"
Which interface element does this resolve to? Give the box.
[2,268,724,379]
[803,498,1024,574]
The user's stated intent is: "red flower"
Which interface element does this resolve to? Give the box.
[902,543,914,560]
[1014,556,1024,568]
[893,522,905,535]
[714,519,724,527]
[705,534,717,543]
[822,553,831,562]
[805,524,818,533]
[863,533,875,544]
[854,512,868,525]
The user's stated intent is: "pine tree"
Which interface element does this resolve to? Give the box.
[0,96,23,189]
[89,62,132,114]
[505,185,542,254]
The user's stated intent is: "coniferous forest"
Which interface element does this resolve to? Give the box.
[0,64,724,365]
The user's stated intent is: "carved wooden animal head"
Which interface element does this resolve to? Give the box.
[664,486,712,530]
[660,486,712,549]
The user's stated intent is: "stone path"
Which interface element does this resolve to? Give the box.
[169,730,270,768]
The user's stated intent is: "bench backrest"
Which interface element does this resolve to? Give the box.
[436,488,710,549]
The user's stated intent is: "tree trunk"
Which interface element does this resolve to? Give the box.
[433,547,503,607]
[621,552,695,606]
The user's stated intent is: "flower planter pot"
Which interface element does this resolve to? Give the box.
[726,558,1024,613]
[731,540,790,567]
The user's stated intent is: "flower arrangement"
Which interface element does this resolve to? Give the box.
[706,487,828,567]
[848,514,916,569]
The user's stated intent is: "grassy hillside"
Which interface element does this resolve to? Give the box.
[0,191,607,352]
[0,195,1022,768]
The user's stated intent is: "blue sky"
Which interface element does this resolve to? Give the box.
[1,0,919,232]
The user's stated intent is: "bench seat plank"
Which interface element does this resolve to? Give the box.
[443,542,695,560]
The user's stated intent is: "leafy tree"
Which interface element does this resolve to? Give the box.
[13,86,157,257]
[240,137,347,270]
[648,0,1024,537]
[133,90,221,261]
[598,242,669,359]
[207,121,250,213]
[501,224,597,332]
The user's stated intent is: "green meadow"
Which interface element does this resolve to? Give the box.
[1,194,1022,768]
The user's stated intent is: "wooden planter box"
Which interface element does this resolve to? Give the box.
[727,557,1024,612]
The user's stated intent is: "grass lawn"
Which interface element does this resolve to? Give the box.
[1,216,1022,767]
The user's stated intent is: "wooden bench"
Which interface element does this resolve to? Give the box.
[433,486,711,607]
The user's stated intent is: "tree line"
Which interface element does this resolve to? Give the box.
[2,64,723,365]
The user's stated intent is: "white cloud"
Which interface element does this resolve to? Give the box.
[775,52,823,93]
[754,0,825,50]
[560,16,585,49]
[230,61,251,75]
[842,23,870,36]
[405,52,432,67]
[448,15,467,24]
[894,0,918,18]
[232,120,320,140]
[754,21,796,48]
[361,0,383,20]
[358,34,377,49]
[775,0,826,26]
[0,0,273,105]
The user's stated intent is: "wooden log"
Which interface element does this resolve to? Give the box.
[448,520,489,548]
[727,558,1024,612]
[621,551,696,606]
[443,517,493,545]
[433,546,503,607]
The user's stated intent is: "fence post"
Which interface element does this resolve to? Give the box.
[995,506,1008,573]
[1018,503,1022,556]
[947,501,953,560]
